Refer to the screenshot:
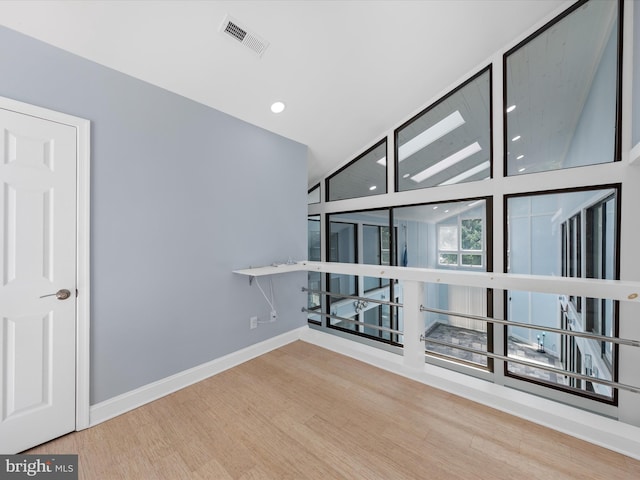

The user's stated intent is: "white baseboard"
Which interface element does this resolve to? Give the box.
[90,327,307,426]
[300,327,640,461]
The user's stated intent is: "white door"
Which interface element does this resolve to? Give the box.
[0,107,77,453]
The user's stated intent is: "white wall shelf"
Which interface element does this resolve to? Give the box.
[233,262,308,284]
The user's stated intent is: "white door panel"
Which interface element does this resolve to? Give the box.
[0,108,77,453]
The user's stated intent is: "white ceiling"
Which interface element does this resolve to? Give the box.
[0,0,568,187]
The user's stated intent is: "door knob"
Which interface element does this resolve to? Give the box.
[40,289,72,300]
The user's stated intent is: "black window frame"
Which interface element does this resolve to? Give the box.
[502,0,624,177]
[325,138,388,202]
[503,184,621,405]
[307,183,321,205]
[394,65,493,193]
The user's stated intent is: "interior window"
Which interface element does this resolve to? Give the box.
[396,67,491,191]
[326,139,387,201]
[307,216,322,323]
[394,199,490,368]
[505,187,619,401]
[504,0,620,175]
[326,210,400,344]
[307,184,320,204]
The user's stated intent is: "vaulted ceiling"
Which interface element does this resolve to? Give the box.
[0,0,568,187]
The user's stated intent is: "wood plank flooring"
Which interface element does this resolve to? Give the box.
[27,341,640,479]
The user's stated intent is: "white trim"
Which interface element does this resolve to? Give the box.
[300,327,640,461]
[75,114,91,430]
[0,96,91,431]
[90,326,306,426]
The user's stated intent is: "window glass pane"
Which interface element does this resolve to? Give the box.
[604,197,615,280]
[394,199,486,271]
[396,68,491,191]
[362,225,381,265]
[308,216,321,261]
[327,210,399,345]
[328,221,357,304]
[505,0,619,175]
[461,254,482,266]
[329,312,359,333]
[438,226,458,251]
[423,285,489,368]
[394,201,489,367]
[380,226,391,266]
[362,224,391,292]
[327,140,386,201]
[307,216,322,322]
[507,294,614,400]
[363,306,387,339]
[506,189,616,277]
[307,270,322,323]
[307,184,320,204]
[461,219,482,250]
[439,253,458,266]
[505,187,618,401]
[328,221,357,263]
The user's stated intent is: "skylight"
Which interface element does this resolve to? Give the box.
[398,111,465,161]
[411,142,482,183]
[439,160,490,186]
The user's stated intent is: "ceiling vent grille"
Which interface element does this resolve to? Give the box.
[220,15,269,57]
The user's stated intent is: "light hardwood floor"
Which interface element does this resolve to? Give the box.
[28,341,640,479]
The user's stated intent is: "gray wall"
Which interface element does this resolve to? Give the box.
[634,0,640,147]
[0,26,308,404]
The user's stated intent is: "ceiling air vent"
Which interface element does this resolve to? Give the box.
[220,15,269,57]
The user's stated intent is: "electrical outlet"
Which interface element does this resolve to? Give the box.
[250,316,258,329]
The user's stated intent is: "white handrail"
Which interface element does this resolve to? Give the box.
[295,261,640,303]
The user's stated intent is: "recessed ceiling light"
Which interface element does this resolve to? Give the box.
[402,173,410,178]
[512,135,521,142]
[444,210,449,213]
[516,154,524,160]
[369,185,377,191]
[433,206,438,210]
[506,105,516,113]
[518,167,526,172]
[270,101,285,113]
